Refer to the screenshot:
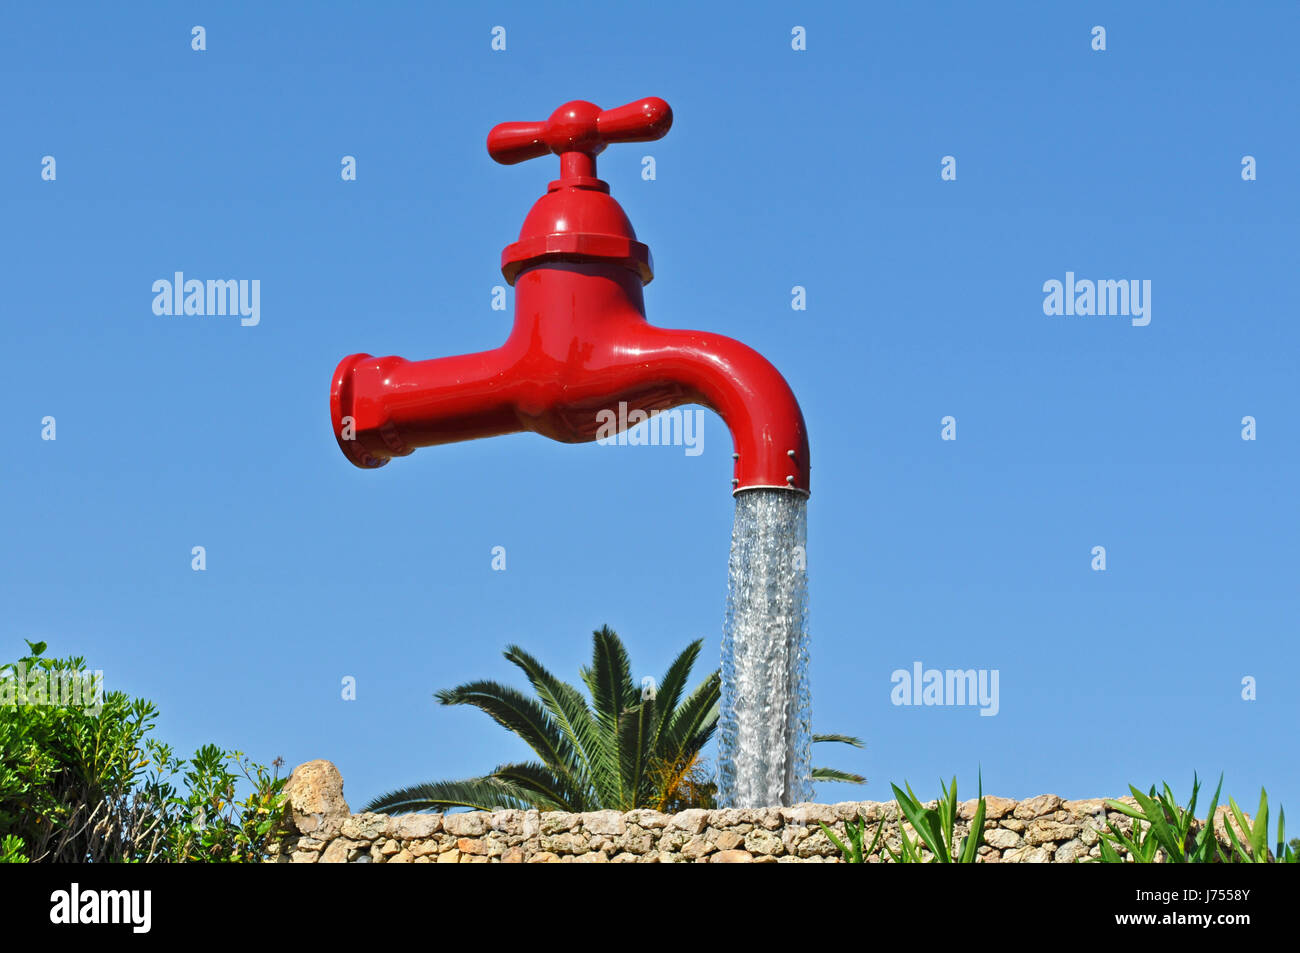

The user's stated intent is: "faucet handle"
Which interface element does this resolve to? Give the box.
[596,97,674,147]
[487,98,673,176]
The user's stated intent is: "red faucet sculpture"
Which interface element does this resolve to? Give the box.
[330,97,810,495]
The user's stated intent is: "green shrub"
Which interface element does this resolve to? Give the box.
[0,640,286,862]
[0,834,27,863]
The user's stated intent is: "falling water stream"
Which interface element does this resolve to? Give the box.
[717,489,812,808]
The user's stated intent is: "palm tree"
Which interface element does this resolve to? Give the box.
[365,625,864,814]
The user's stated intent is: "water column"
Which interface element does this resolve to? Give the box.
[717,488,813,808]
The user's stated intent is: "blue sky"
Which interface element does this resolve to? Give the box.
[2,1,1297,818]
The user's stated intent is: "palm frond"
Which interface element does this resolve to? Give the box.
[812,766,867,784]
[503,645,609,799]
[579,626,637,742]
[813,733,864,748]
[363,776,534,814]
[651,639,703,742]
[615,699,657,810]
[435,679,574,776]
[658,672,720,765]
[490,761,591,812]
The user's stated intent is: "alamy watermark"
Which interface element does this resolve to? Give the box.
[1,663,103,715]
[1042,271,1150,327]
[891,661,999,716]
[152,272,260,327]
[595,402,704,457]
[50,883,150,933]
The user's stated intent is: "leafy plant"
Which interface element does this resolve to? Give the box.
[1095,775,1295,864]
[135,743,290,863]
[821,776,986,863]
[0,640,287,862]
[1221,789,1295,863]
[365,625,864,814]
[1098,774,1224,863]
[889,776,986,863]
[0,834,27,863]
[819,815,884,864]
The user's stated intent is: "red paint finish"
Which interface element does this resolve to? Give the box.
[330,98,809,495]
[491,98,670,285]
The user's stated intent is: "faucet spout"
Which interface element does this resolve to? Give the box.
[331,262,809,494]
[621,324,810,495]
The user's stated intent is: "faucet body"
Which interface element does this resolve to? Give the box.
[330,98,810,495]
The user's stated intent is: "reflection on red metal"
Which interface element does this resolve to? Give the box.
[330,98,809,495]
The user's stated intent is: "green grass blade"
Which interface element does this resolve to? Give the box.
[1222,806,1253,862]
[892,784,948,862]
[1276,804,1285,861]
[1097,834,1123,863]
[1193,774,1224,863]
[864,818,886,860]
[1104,798,1146,821]
[819,821,850,860]
[1128,787,1184,861]
[960,796,986,863]
[1250,789,1269,857]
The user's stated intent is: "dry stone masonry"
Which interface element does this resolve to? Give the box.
[267,760,1242,864]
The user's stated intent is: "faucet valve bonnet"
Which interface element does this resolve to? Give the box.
[488,98,673,285]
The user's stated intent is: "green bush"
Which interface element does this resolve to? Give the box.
[0,834,27,863]
[0,640,286,862]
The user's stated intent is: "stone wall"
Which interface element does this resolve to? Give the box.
[266,760,1236,864]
